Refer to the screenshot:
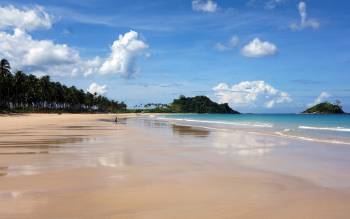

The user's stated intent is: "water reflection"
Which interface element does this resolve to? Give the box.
[0,191,22,199]
[0,167,8,177]
[211,131,287,156]
[142,119,169,129]
[97,151,128,168]
[0,124,128,176]
[172,125,210,137]
[144,117,284,156]
[5,141,129,177]
[0,137,85,156]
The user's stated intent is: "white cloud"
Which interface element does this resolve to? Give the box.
[247,0,285,9]
[229,35,240,47]
[87,83,108,95]
[264,0,286,9]
[215,35,240,51]
[213,81,292,108]
[0,28,83,76]
[99,30,148,78]
[0,5,148,78]
[290,2,320,31]
[308,91,331,107]
[192,0,218,13]
[215,43,228,51]
[0,5,52,31]
[241,38,277,58]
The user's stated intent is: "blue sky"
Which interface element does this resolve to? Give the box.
[0,0,349,113]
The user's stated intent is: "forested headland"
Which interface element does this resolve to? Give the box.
[0,59,126,113]
[142,95,239,114]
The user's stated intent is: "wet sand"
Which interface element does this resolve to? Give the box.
[0,113,350,218]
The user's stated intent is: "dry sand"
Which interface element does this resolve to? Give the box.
[0,113,350,219]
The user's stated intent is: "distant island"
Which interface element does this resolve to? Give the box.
[142,95,239,114]
[302,102,345,114]
[171,95,239,114]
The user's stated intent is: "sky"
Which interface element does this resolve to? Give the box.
[0,0,349,113]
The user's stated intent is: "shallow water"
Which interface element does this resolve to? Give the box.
[158,114,350,145]
[133,117,350,189]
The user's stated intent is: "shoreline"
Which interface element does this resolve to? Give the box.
[1,113,350,218]
[141,113,350,146]
[3,112,349,146]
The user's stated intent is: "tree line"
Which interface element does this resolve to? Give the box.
[0,59,126,113]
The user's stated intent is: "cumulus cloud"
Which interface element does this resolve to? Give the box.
[308,91,330,107]
[99,31,149,77]
[0,5,148,78]
[87,83,108,95]
[290,2,320,31]
[192,0,218,13]
[241,38,277,58]
[213,81,292,108]
[215,35,240,51]
[0,28,84,76]
[0,5,52,31]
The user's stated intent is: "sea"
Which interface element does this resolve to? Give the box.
[154,114,350,145]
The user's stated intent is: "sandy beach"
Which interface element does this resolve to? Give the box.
[1,113,350,219]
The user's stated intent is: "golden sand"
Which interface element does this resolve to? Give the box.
[0,113,349,218]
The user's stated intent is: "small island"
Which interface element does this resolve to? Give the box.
[171,95,239,114]
[142,95,239,114]
[302,101,345,114]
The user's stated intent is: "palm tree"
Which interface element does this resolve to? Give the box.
[0,59,11,76]
[0,59,12,108]
[13,71,27,108]
[1,59,126,112]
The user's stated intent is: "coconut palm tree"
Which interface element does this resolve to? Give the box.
[0,59,11,76]
[0,59,127,112]
[0,59,12,108]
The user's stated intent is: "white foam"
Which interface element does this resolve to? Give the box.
[299,126,350,132]
[157,117,273,128]
[275,131,350,145]
[152,116,350,146]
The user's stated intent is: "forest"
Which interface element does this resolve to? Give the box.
[0,59,126,113]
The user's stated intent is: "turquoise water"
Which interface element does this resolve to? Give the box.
[157,114,350,144]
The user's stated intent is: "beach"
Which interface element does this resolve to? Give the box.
[1,113,350,218]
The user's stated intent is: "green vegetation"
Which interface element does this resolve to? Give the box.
[0,59,237,114]
[140,95,239,114]
[171,95,239,114]
[0,59,126,113]
[302,101,345,114]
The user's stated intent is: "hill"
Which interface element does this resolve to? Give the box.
[170,95,239,114]
[302,102,345,114]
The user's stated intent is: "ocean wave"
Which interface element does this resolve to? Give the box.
[157,117,274,128]
[275,131,350,145]
[299,126,350,132]
[150,116,350,145]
